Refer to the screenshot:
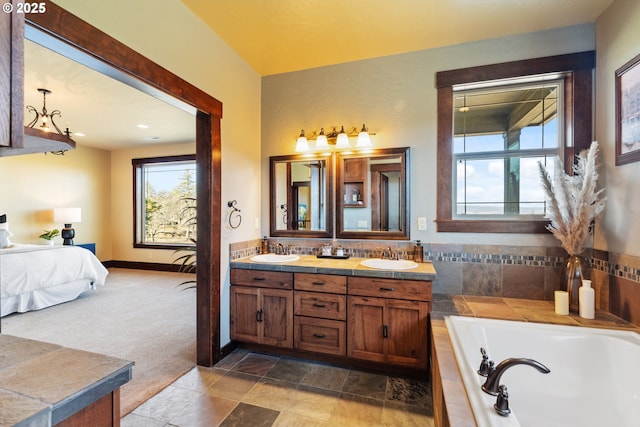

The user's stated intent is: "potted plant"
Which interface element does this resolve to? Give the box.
[39,229,60,245]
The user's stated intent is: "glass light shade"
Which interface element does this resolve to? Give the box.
[295,130,309,152]
[315,128,329,149]
[356,131,371,148]
[54,207,82,223]
[335,126,350,148]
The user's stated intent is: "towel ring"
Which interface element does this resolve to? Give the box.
[227,200,242,229]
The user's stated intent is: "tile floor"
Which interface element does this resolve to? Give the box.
[122,349,434,426]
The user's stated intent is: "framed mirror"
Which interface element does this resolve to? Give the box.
[336,147,410,239]
[270,153,333,237]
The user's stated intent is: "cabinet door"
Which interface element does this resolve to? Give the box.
[343,158,366,182]
[260,288,293,348]
[386,299,428,368]
[230,286,260,343]
[347,296,385,362]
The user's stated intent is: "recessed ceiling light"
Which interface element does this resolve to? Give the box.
[137,124,149,129]
[74,132,85,137]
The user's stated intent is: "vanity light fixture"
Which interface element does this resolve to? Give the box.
[26,88,72,138]
[294,123,375,152]
[295,130,309,152]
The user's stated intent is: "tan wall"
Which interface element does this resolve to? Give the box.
[0,146,111,258]
[595,0,640,258]
[110,142,195,264]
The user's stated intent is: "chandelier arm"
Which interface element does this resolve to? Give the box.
[26,105,40,128]
[49,110,64,135]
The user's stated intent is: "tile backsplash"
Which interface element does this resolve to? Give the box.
[229,238,640,327]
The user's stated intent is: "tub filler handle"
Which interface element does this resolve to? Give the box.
[482,357,551,396]
[477,347,495,377]
[494,385,511,416]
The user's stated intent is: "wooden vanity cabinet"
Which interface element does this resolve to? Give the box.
[347,277,431,369]
[230,269,293,348]
[293,273,347,356]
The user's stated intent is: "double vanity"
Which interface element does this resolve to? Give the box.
[229,254,435,372]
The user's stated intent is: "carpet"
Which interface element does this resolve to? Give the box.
[1,267,197,416]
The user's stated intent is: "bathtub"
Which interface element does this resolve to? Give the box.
[445,316,640,427]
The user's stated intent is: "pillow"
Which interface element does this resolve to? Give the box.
[0,229,10,248]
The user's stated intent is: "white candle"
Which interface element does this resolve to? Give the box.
[555,290,569,315]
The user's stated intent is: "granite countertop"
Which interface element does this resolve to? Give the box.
[0,335,133,427]
[231,254,437,281]
[430,295,640,427]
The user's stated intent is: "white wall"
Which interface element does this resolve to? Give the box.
[594,0,640,257]
[55,0,263,346]
[262,24,596,247]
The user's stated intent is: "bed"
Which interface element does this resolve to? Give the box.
[0,244,108,317]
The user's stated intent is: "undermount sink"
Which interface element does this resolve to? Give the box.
[360,258,419,270]
[250,254,300,263]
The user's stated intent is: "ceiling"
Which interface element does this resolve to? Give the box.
[182,0,614,76]
[23,0,613,151]
[24,40,195,151]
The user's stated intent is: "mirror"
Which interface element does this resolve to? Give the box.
[270,153,333,237]
[336,147,410,239]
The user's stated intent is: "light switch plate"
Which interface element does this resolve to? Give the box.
[418,217,427,231]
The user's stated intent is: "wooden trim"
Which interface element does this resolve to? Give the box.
[436,51,595,88]
[336,147,410,240]
[435,52,594,234]
[269,153,334,238]
[103,260,191,273]
[26,1,222,366]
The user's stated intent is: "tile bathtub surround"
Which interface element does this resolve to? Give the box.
[122,349,434,427]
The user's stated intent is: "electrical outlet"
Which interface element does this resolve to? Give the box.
[418,217,427,231]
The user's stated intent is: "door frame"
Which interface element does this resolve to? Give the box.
[25,1,223,366]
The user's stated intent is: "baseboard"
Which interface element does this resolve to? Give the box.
[103,260,192,273]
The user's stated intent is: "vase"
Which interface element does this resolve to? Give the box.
[565,254,585,313]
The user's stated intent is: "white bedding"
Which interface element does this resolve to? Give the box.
[0,244,109,316]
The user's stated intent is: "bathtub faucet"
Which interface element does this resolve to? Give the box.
[482,357,550,396]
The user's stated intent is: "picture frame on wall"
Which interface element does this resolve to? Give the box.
[615,52,640,165]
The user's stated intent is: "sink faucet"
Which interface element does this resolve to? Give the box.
[482,357,550,395]
[381,247,398,260]
[275,243,285,255]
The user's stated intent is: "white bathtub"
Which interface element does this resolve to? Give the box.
[445,316,640,427]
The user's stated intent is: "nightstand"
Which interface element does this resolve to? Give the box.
[76,243,96,254]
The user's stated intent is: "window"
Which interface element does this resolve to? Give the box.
[436,52,595,233]
[133,155,196,248]
[454,77,562,218]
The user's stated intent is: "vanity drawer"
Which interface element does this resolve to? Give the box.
[348,277,431,301]
[294,273,347,294]
[230,269,293,290]
[294,316,346,356]
[294,291,347,320]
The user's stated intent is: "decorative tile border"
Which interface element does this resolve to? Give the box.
[228,239,640,285]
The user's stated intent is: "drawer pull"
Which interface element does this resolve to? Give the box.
[379,287,395,291]
[313,333,326,338]
[311,281,326,285]
[253,277,266,281]
[256,309,263,322]
[312,303,326,308]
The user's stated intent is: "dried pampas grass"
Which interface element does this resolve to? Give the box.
[538,141,606,255]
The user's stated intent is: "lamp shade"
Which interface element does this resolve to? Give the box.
[295,130,309,152]
[335,126,350,148]
[315,128,329,149]
[356,123,372,148]
[54,207,81,223]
